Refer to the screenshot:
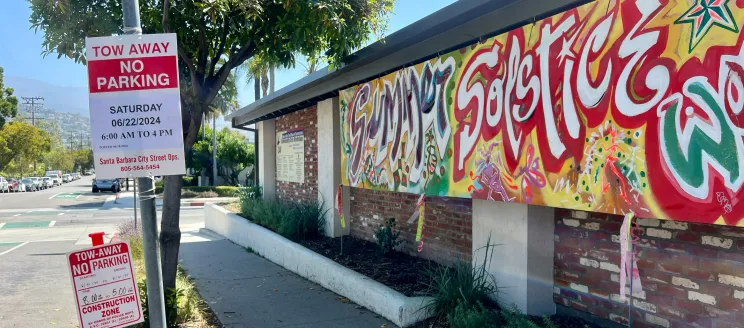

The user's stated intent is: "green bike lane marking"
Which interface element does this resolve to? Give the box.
[0,221,53,229]
[50,192,83,200]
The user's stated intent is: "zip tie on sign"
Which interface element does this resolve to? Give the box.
[336,184,346,229]
[137,172,158,202]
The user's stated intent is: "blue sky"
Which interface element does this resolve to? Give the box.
[0,0,456,108]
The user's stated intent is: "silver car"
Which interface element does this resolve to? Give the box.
[42,177,54,188]
[21,178,37,192]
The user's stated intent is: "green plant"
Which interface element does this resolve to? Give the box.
[374,217,402,255]
[239,197,327,241]
[447,301,496,328]
[423,241,499,320]
[285,199,327,240]
[499,306,557,328]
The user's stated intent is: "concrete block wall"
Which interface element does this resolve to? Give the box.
[554,209,744,328]
[349,187,472,265]
[274,106,318,203]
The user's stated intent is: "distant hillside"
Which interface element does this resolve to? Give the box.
[5,75,89,117]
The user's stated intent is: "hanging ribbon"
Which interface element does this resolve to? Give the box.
[336,184,346,229]
[405,195,426,252]
[415,195,426,252]
[619,211,642,301]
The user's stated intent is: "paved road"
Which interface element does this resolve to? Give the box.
[0,175,206,327]
[0,176,112,210]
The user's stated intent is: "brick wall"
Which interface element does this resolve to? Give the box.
[275,106,318,203]
[349,187,472,265]
[554,209,744,328]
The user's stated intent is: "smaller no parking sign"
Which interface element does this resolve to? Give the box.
[67,242,144,328]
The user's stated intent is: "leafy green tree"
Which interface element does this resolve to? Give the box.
[0,122,51,174]
[29,0,393,305]
[0,67,18,128]
[190,127,254,185]
[73,149,94,172]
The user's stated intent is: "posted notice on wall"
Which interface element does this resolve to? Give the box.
[276,129,304,183]
[86,33,185,179]
[67,242,143,328]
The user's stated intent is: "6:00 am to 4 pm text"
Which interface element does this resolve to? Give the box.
[101,129,173,141]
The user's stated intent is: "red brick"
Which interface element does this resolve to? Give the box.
[569,300,588,312]
[637,259,658,270]
[646,293,674,307]
[687,268,715,281]
[675,231,700,243]
[655,284,687,299]
[738,239,744,250]
[700,258,744,276]
[717,322,743,328]
[675,299,705,314]
[658,304,686,320]
[719,251,744,263]
[719,297,744,311]
[699,282,733,298]
[684,314,714,327]
[688,223,721,234]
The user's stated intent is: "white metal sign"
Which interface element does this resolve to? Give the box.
[67,242,144,328]
[86,34,185,178]
[276,129,305,183]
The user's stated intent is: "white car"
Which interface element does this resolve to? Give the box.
[62,174,71,183]
[42,177,54,188]
[0,177,8,193]
[47,175,62,186]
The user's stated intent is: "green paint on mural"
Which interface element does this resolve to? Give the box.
[1,221,52,229]
[661,81,740,188]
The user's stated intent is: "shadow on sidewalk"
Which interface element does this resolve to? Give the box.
[178,229,396,328]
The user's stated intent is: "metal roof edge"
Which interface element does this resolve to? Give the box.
[231,0,590,127]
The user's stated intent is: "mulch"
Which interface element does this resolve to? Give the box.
[297,236,438,297]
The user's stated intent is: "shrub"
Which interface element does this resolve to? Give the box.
[239,196,327,241]
[447,301,495,328]
[374,217,402,255]
[424,241,499,320]
[499,306,557,328]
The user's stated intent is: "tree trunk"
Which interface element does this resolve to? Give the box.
[254,75,261,100]
[270,66,275,94]
[160,174,183,324]
[159,101,203,324]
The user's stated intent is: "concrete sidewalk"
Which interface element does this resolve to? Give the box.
[102,192,236,209]
[179,229,395,328]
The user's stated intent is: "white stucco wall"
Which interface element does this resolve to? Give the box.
[257,119,276,200]
[317,97,344,237]
[472,200,555,315]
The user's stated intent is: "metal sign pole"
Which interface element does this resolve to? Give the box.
[121,0,167,327]
[133,177,138,229]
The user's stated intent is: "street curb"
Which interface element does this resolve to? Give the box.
[203,203,433,327]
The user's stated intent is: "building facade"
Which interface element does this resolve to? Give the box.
[229,0,744,326]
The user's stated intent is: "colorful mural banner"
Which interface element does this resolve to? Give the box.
[340,0,744,226]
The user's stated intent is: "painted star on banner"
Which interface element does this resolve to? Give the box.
[675,0,739,53]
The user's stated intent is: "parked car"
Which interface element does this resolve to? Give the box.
[30,177,44,190]
[92,179,121,193]
[62,174,71,183]
[7,178,21,192]
[42,177,54,189]
[0,177,9,193]
[21,178,37,192]
[47,175,62,186]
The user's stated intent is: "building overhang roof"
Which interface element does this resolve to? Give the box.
[229,0,589,128]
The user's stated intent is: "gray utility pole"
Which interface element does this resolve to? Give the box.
[21,96,45,173]
[21,96,44,126]
[121,0,167,327]
[212,115,217,186]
